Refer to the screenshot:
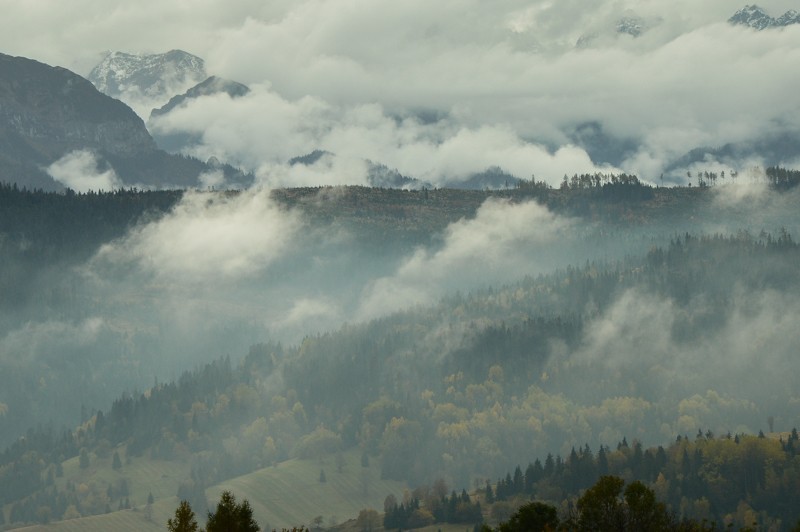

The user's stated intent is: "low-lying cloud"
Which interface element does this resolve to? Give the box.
[559,284,800,435]
[357,198,574,318]
[4,1,797,187]
[94,189,303,282]
[150,91,617,188]
[0,317,106,367]
[46,150,122,192]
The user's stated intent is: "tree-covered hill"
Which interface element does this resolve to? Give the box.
[1,229,799,529]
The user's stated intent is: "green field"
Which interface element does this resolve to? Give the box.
[14,448,407,531]
[13,497,177,532]
[208,449,407,530]
[54,446,190,507]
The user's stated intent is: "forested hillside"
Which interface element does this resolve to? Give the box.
[2,211,799,528]
[1,174,800,527]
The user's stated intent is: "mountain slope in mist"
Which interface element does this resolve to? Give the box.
[88,50,207,118]
[3,219,800,527]
[728,4,800,29]
[1,177,798,451]
[1,176,799,528]
[0,53,251,191]
[3,3,800,190]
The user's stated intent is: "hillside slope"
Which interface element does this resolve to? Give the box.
[0,53,250,190]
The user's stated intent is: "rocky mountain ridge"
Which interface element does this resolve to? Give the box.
[0,54,155,158]
[150,75,250,119]
[88,49,206,108]
[0,52,251,190]
[728,5,800,29]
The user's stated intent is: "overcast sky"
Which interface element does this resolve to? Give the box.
[2,0,799,186]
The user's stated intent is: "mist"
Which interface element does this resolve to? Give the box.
[47,150,123,192]
[3,1,798,188]
[2,3,800,526]
[3,180,797,446]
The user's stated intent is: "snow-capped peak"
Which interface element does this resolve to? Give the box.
[776,9,800,26]
[616,16,645,37]
[729,5,800,29]
[87,50,207,118]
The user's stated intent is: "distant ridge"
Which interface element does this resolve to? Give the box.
[150,76,250,119]
[728,5,800,29]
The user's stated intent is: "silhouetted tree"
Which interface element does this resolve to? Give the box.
[206,491,259,532]
[498,501,558,532]
[167,500,199,532]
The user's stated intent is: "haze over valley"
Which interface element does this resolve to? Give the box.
[0,1,800,530]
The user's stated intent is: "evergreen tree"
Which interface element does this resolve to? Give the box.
[497,501,558,532]
[167,500,199,532]
[484,479,494,504]
[145,491,154,521]
[512,465,524,494]
[206,491,260,532]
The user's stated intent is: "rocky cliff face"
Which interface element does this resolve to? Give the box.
[0,53,155,159]
[0,53,251,190]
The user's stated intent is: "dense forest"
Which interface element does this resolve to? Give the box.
[1,174,799,529]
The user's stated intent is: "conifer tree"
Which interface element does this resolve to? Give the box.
[167,500,199,532]
[206,491,259,532]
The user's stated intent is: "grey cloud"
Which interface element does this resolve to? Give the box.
[3,1,798,186]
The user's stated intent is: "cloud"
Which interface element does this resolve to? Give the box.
[94,189,303,282]
[711,177,770,207]
[150,89,616,187]
[561,283,800,433]
[4,1,798,187]
[198,169,227,189]
[46,150,122,192]
[0,318,106,366]
[268,297,343,339]
[356,198,574,318]
[577,289,676,369]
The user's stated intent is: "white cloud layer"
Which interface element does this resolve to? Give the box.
[357,198,574,318]
[149,91,618,187]
[6,0,799,185]
[46,150,122,192]
[95,189,302,282]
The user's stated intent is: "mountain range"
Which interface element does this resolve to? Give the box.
[1,3,798,193]
[728,5,800,30]
[577,5,799,49]
[0,52,251,190]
